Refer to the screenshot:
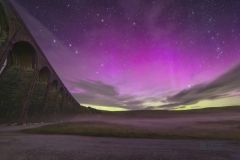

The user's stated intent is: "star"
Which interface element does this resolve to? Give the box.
[14,0,240,111]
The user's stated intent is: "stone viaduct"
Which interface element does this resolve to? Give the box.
[0,0,83,124]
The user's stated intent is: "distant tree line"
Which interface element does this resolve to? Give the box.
[75,105,103,115]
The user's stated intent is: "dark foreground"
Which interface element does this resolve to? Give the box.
[0,124,240,160]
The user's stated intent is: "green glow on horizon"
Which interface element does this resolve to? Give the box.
[81,104,129,111]
[173,96,240,110]
[81,95,240,111]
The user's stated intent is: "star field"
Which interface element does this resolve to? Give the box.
[12,0,240,111]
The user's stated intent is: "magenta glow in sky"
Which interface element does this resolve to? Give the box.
[12,0,240,111]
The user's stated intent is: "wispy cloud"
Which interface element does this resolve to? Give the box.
[68,79,146,110]
[69,63,240,110]
[11,0,240,111]
[159,63,240,108]
[10,1,146,110]
[72,79,119,97]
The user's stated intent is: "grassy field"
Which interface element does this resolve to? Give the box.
[21,121,240,140]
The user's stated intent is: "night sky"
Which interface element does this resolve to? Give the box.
[11,0,240,111]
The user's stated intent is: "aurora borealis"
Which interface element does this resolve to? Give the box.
[11,0,240,111]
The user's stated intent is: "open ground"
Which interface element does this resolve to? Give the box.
[0,107,240,160]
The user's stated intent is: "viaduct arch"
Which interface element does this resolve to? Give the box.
[0,0,84,124]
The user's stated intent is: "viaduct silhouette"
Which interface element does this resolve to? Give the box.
[0,0,89,124]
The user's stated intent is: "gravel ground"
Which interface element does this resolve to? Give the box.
[0,124,240,160]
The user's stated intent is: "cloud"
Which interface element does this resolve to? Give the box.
[143,106,155,110]
[157,103,183,109]
[162,63,240,108]
[71,79,119,97]
[68,79,145,110]
[160,100,167,103]
[72,92,122,107]
[10,1,150,110]
[69,62,240,110]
